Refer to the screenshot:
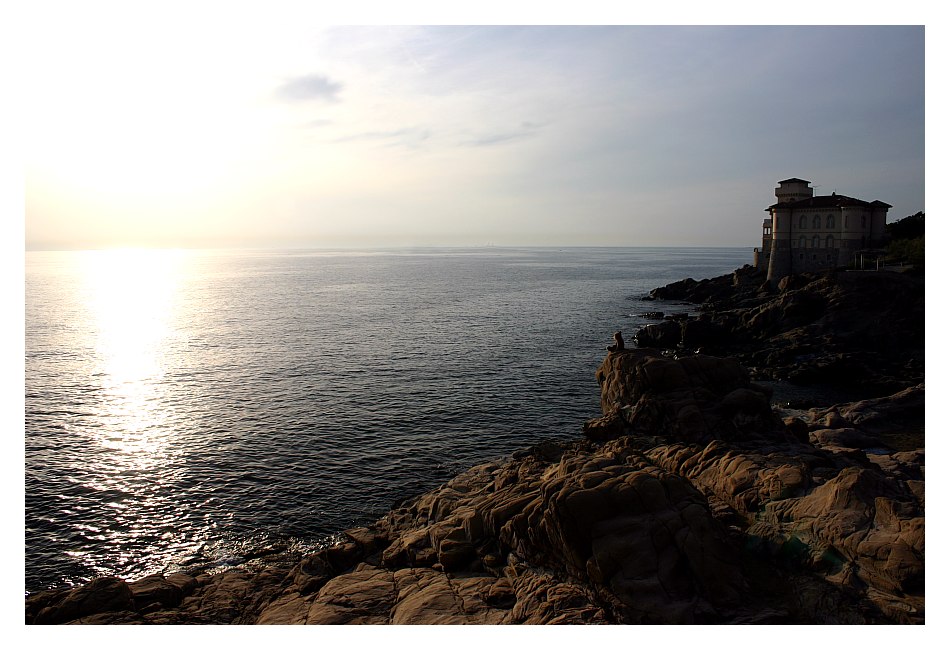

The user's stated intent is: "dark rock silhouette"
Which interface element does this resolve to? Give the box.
[637,266,924,396]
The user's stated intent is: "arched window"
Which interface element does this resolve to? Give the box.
[813,215,821,229]
[826,214,835,228]
[812,235,820,248]
[826,235,834,248]
[799,215,807,229]
[798,235,806,249]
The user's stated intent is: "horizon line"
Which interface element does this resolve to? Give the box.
[24,243,757,253]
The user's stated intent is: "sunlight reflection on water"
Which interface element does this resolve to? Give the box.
[65,249,192,577]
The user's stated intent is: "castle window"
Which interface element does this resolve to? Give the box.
[845,215,849,228]
[813,215,821,229]
[862,215,867,228]
[826,235,834,248]
[798,235,806,249]
[826,214,835,228]
[812,235,820,248]
[799,215,807,229]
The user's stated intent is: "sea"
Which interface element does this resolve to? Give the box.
[24,246,750,593]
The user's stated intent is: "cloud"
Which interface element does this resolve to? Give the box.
[461,121,544,147]
[331,128,431,148]
[275,74,343,102]
[305,118,333,128]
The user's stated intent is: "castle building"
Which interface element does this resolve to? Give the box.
[753,178,891,284]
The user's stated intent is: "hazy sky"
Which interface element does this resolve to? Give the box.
[22,10,925,249]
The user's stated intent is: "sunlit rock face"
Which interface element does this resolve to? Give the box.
[26,353,923,625]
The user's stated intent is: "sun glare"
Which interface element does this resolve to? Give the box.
[77,248,187,464]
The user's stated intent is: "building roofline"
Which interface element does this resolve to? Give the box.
[766,193,890,210]
[777,177,811,185]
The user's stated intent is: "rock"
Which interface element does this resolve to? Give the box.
[634,320,681,348]
[436,538,475,570]
[164,573,198,597]
[303,566,396,624]
[129,574,185,610]
[30,577,133,624]
[777,274,808,292]
[595,349,779,443]
[644,268,923,392]
[256,592,315,625]
[288,554,332,594]
[680,318,729,350]
[501,444,749,623]
[810,427,881,449]
[644,429,924,623]
[835,385,925,434]
[645,266,765,305]
[782,416,810,443]
[806,385,925,451]
[647,277,700,301]
[582,409,625,441]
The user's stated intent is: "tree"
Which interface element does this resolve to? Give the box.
[885,212,924,270]
[885,211,924,240]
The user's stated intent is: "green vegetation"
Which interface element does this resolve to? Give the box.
[885,212,924,269]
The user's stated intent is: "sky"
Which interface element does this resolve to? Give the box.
[18,7,927,251]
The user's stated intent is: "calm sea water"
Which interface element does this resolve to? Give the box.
[25,246,749,592]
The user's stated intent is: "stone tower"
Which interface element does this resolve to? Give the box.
[765,178,813,282]
[773,178,814,204]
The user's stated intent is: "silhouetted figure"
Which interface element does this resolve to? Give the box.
[606,331,625,352]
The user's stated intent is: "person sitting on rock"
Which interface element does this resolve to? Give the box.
[606,331,625,352]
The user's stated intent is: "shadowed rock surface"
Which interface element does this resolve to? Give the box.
[27,346,923,625]
[637,266,924,397]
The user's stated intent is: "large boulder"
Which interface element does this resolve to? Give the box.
[495,444,749,623]
[594,349,778,443]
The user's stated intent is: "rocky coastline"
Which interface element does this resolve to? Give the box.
[636,265,924,398]
[26,266,924,624]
